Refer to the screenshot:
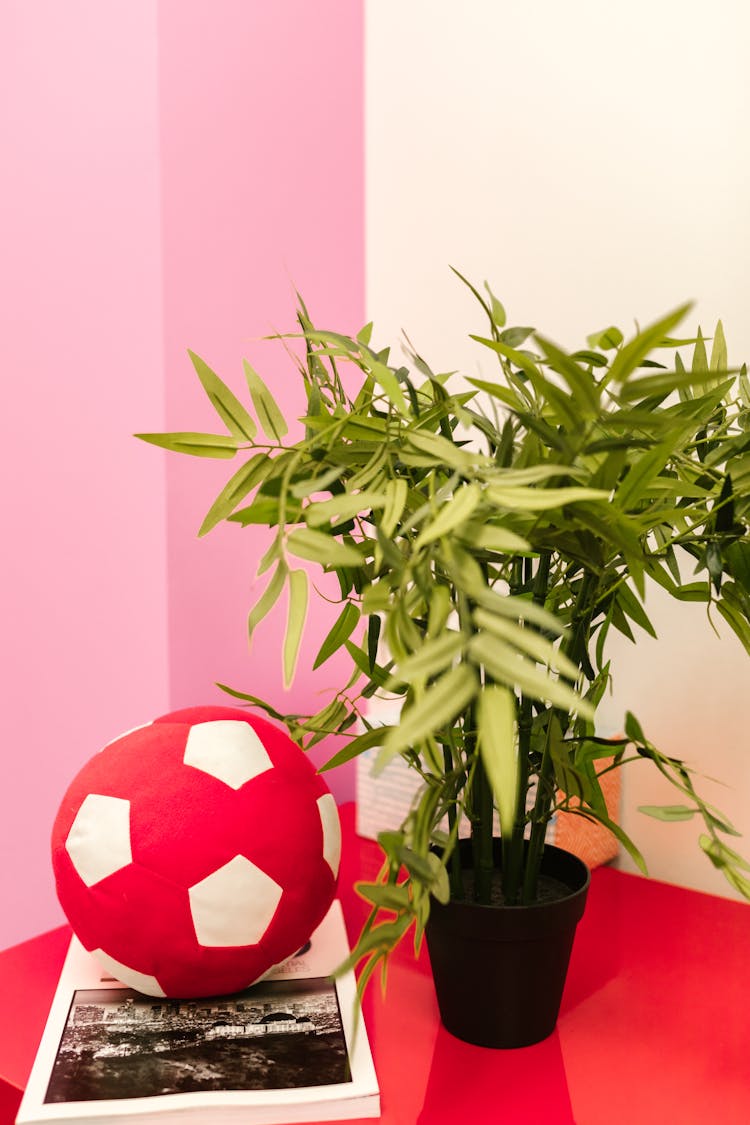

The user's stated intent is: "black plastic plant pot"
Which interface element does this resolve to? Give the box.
[425,839,590,1049]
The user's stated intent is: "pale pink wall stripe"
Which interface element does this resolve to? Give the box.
[157,1,364,800]
[0,1,364,951]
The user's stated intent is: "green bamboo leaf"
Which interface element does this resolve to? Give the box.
[715,599,750,656]
[710,320,728,373]
[465,377,526,411]
[229,496,293,528]
[478,685,518,839]
[426,854,451,905]
[613,440,674,510]
[639,804,697,822]
[472,608,580,680]
[461,581,567,637]
[414,483,481,549]
[361,582,392,614]
[256,533,283,577]
[346,450,388,494]
[341,415,388,440]
[287,528,362,567]
[313,602,360,669]
[357,882,411,911]
[485,465,586,486]
[188,350,257,439]
[584,809,648,874]
[617,371,734,403]
[610,599,636,643]
[135,431,239,458]
[248,562,287,643]
[691,327,708,374]
[727,542,750,591]
[370,360,408,414]
[302,327,362,356]
[722,868,750,897]
[624,711,646,742]
[391,631,465,685]
[467,633,595,719]
[570,349,609,369]
[483,280,507,327]
[604,303,692,387]
[615,582,657,638]
[448,268,497,332]
[283,569,308,688]
[319,724,391,771]
[536,335,601,415]
[299,699,349,747]
[474,338,582,431]
[500,326,534,347]
[367,614,381,670]
[673,349,693,402]
[705,810,741,837]
[457,523,532,554]
[469,334,541,381]
[407,428,489,469]
[381,478,408,538]
[214,683,287,722]
[549,716,592,805]
[426,585,453,639]
[343,639,391,688]
[587,326,624,350]
[699,836,750,873]
[305,490,386,528]
[486,485,609,511]
[290,465,345,499]
[198,453,271,537]
[740,363,750,408]
[376,664,478,770]
[243,360,289,440]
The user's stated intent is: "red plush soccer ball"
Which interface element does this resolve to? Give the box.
[51,706,341,998]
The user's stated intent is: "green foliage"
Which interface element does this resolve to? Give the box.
[139,282,750,987]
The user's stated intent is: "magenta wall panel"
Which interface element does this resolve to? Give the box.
[0,1,169,948]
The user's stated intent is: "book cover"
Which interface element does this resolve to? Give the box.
[16,901,379,1124]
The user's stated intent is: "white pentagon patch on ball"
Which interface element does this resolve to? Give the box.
[317,793,342,878]
[188,855,283,947]
[65,794,133,887]
[92,948,166,998]
[183,719,274,789]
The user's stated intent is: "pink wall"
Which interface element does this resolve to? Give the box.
[1,0,363,950]
[0,2,169,948]
[157,1,364,798]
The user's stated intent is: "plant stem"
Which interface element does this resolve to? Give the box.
[503,694,531,904]
[523,745,554,903]
[443,742,465,900]
[469,708,494,903]
[565,568,598,668]
[523,565,598,901]
[508,550,552,902]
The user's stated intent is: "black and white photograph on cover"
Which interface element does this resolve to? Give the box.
[44,976,351,1104]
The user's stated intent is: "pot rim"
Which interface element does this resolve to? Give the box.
[429,838,591,932]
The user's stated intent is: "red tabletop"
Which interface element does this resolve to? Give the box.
[2,803,749,1125]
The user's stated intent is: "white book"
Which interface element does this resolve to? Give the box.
[17,901,379,1125]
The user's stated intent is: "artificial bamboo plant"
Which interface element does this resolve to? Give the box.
[139,278,750,985]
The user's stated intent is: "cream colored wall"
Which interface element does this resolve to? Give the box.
[365,0,750,897]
